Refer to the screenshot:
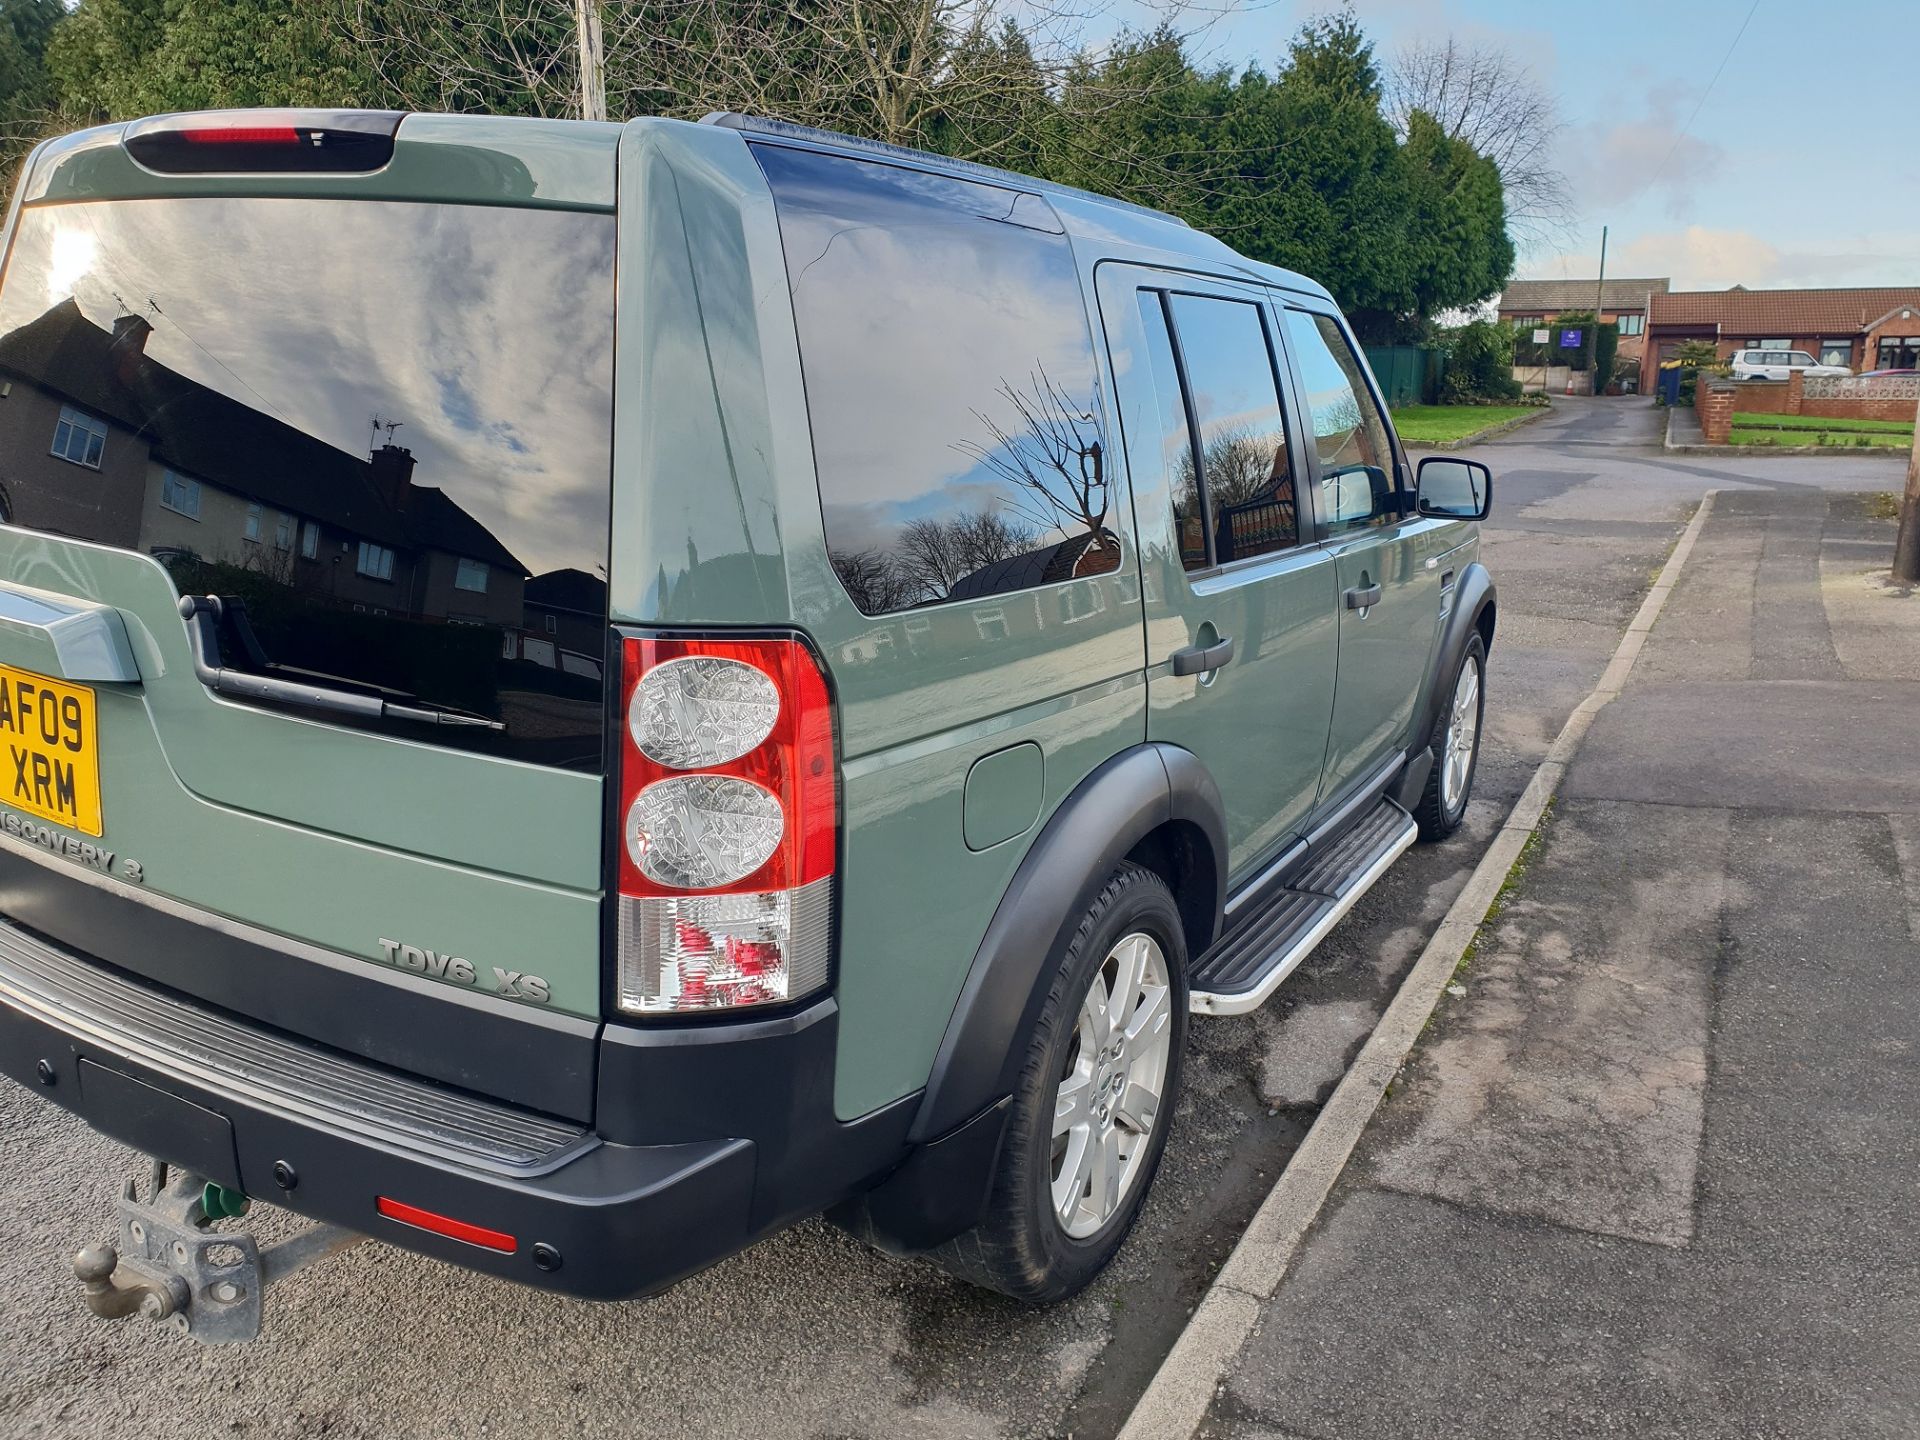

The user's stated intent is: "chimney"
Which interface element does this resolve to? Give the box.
[369,443,417,510]
[109,312,152,355]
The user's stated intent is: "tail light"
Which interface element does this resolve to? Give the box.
[614,634,835,1015]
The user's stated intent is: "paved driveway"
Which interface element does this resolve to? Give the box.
[0,399,1903,1439]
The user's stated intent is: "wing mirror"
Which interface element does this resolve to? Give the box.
[1415,457,1492,521]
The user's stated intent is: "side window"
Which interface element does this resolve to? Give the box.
[1134,292,1206,571]
[756,144,1115,616]
[1166,295,1298,565]
[1283,310,1397,534]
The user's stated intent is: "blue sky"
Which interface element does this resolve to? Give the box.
[1102,0,1920,293]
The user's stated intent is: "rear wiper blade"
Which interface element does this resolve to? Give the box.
[176,595,506,731]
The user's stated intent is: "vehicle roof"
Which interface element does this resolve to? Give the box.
[698,112,1334,304]
[19,108,1333,303]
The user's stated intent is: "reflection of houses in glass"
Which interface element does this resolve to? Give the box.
[0,300,526,624]
[516,567,607,681]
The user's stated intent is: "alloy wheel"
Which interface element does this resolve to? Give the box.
[1050,931,1173,1238]
[1442,652,1482,814]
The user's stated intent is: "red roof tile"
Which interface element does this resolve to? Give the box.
[1650,287,1920,334]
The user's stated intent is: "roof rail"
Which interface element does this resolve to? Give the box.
[699,111,1189,228]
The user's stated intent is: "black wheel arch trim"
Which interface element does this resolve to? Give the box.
[1410,562,1495,758]
[904,742,1226,1147]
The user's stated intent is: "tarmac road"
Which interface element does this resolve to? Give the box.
[0,398,1903,1439]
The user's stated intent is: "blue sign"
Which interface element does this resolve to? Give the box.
[1560,328,1583,349]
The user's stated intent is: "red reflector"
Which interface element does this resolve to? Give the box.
[375,1196,516,1253]
[179,126,302,145]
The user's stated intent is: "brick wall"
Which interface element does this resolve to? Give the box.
[1728,379,1793,414]
[1697,381,1736,443]
[1710,372,1920,439]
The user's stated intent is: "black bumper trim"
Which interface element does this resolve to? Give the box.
[0,915,926,1299]
[0,842,597,1120]
[0,918,589,1175]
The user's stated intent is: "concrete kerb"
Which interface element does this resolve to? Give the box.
[1116,490,1722,1440]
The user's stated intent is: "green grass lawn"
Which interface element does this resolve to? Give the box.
[1391,404,1540,446]
[1728,426,1911,450]
[1731,411,1915,436]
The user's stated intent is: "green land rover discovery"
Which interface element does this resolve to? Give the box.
[0,108,1493,1336]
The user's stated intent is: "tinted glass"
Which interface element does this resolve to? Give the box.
[1167,294,1297,563]
[0,198,613,770]
[755,145,1116,615]
[1283,310,1398,534]
[1134,292,1206,572]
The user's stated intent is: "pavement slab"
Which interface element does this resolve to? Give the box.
[1363,799,1724,1247]
[1207,482,1920,1440]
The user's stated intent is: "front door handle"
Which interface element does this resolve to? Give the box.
[1344,583,1382,610]
[1169,635,1235,677]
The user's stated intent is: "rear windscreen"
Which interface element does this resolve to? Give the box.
[0,197,614,770]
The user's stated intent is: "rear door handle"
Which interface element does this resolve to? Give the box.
[1169,635,1235,677]
[1344,583,1382,610]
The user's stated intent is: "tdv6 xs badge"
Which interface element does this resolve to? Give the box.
[376,938,552,1004]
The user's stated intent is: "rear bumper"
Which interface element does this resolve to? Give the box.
[0,915,910,1300]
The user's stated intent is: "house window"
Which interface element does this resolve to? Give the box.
[543,614,557,635]
[453,557,489,593]
[300,521,319,559]
[51,406,107,468]
[1819,340,1852,368]
[274,512,294,550]
[1616,314,1644,336]
[243,503,262,543]
[1749,338,1791,350]
[356,541,395,580]
[159,470,201,519]
[1510,315,1543,327]
[1878,337,1920,370]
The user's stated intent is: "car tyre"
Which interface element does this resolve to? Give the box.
[1414,631,1486,841]
[931,862,1188,1303]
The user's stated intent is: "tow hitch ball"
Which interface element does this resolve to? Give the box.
[71,1163,363,1344]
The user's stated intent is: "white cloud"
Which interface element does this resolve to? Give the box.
[1536,224,1920,292]
[1561,91,1723,219]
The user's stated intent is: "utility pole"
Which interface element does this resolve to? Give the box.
[576,0,606,123]
[1588,225,1608,395]
[1896,386,1920,584]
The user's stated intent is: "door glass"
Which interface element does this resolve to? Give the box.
[1134,292,1206,572]
[1284,311,1397,535]
[1165,294,1297,564]
[754,143,1116,615]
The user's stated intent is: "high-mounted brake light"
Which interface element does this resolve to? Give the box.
[124,110,403,175]
[614,634,836,1015]
[180,126,302,146]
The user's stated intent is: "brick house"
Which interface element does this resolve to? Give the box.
[1497,277,1671,370]
[1639,285,1920,391]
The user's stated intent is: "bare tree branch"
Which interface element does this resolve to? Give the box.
[1387,35,1572,248]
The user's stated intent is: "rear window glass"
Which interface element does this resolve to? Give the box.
[0,197,614,770]
[754,144,1116,615]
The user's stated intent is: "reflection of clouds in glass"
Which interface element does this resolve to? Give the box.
[44,226,96,305]
[0,198,612,577]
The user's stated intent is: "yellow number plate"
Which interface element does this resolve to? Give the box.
[0,664,101,836]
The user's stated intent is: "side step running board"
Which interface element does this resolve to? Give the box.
[1189,798,1418,1016]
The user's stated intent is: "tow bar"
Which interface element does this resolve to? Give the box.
[71,1162,363,1344]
